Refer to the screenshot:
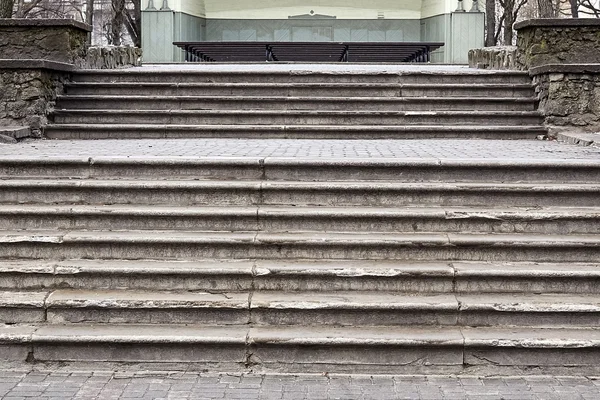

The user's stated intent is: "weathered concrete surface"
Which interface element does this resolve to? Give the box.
[84,46,142,69]
[0,19,90,65]
[530,64,600,130]
[515,18,600,69]
[468,46,524,70]
[0,65,67,136]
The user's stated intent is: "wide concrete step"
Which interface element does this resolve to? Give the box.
[43,124,548,140]
[2,324,600,373]
[64,82,536,98]
[2,260,599,294]
[51,109,545,126]
[4,289,599,327]
[3,158,595,182]
[1,180,597,207]
[1,230,599,262]
[72,70,533,85]
[55,95,537,112]
[1,205,599,234]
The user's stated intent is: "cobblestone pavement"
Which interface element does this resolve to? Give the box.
[0,370,599,399]
[1,139,600,160]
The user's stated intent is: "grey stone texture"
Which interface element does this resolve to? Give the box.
[0,370,599,400]
[83,46,143,70]
[468,46,524,70]
[0,66,66,136]
[531,65,600,129]
[514,18,600,70]
[0,19,90,65]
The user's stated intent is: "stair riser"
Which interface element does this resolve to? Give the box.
[46,309,249,325]
[2,272,600,294]
[72,73,532,85]
[6,342,595,374]
[1,214,599,234]
[52,113,544,126]
[56,99,536,112]
[2,163,595,183]
[0,162,263,181]
[32,343,246,366]
[2,242,599,262]
[64,85,535,98]
[41,309,494,327]
[0,273,453,293]
[456,277,600,294]
[43,127,543,140]
[0,188,596,207]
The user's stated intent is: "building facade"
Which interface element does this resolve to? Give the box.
[141,0,484,64]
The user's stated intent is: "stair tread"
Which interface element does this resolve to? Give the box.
[45,124,548,130]
[47,289,248,308]
[2,230,600,244]
[65,82,535,88]
[0,259,452,276]
[57,95,537,102]
[53,109,543,116]
[2,179,598,189]
[2,204,599,217]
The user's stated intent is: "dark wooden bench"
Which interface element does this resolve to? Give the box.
[173,41,444,63]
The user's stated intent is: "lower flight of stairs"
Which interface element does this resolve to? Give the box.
[0,156,599,374]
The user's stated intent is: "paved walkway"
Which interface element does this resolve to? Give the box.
[0,370,599,399]
[2,139,600,160]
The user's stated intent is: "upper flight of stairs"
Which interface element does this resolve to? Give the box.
[44,69,547,140]
[2,67,600,374]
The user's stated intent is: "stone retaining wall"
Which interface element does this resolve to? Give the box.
[514,19,600,70]
[0,19,90,65]
[0,61,73,137]
[531,64,600,130]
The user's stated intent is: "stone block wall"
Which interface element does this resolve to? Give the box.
[0,19,143,137]
[514,19,600,70]
[0,61,72,137]
[532,65,600,130]
[0,19,91,65]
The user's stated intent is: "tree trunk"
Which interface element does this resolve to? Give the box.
[0,0,14,18]
[503,0,515,45]
[85,0,94,44]
[485,0,497,46]
[537,0,556,17]
[110,0,125,46]
[570,0,579,17]
[123,0,141,47]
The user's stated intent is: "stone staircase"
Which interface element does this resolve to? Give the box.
[0,67,599,374]
[44,68,547,140]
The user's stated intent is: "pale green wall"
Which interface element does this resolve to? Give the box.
[140,0,485,64]
[205,19,421,42]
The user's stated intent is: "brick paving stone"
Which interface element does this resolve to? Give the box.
[3,138,600,161]
[2,370,600,399]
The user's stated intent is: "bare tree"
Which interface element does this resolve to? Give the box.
[110,0,125,45]
[537,0,557,17]
[496,0,528,45]
[570,0,579,17]
[0,0,14,18]
[486,0,497,46]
